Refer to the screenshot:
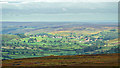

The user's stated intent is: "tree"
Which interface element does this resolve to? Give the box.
[28,38,36,43]
[16,34,26,38]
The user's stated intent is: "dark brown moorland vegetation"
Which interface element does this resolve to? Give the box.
[2,53,120,68]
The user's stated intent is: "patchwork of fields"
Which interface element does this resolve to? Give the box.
[1,22,119,60]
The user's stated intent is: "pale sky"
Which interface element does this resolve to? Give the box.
[1,0,118,22]
[0,0,119,2]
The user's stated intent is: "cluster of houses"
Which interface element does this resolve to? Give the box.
[29,34,103,43]
[52,36,62,39]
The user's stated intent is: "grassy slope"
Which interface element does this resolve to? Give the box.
[2,53,119,68]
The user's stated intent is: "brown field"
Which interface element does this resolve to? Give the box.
[2,53,120,68]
